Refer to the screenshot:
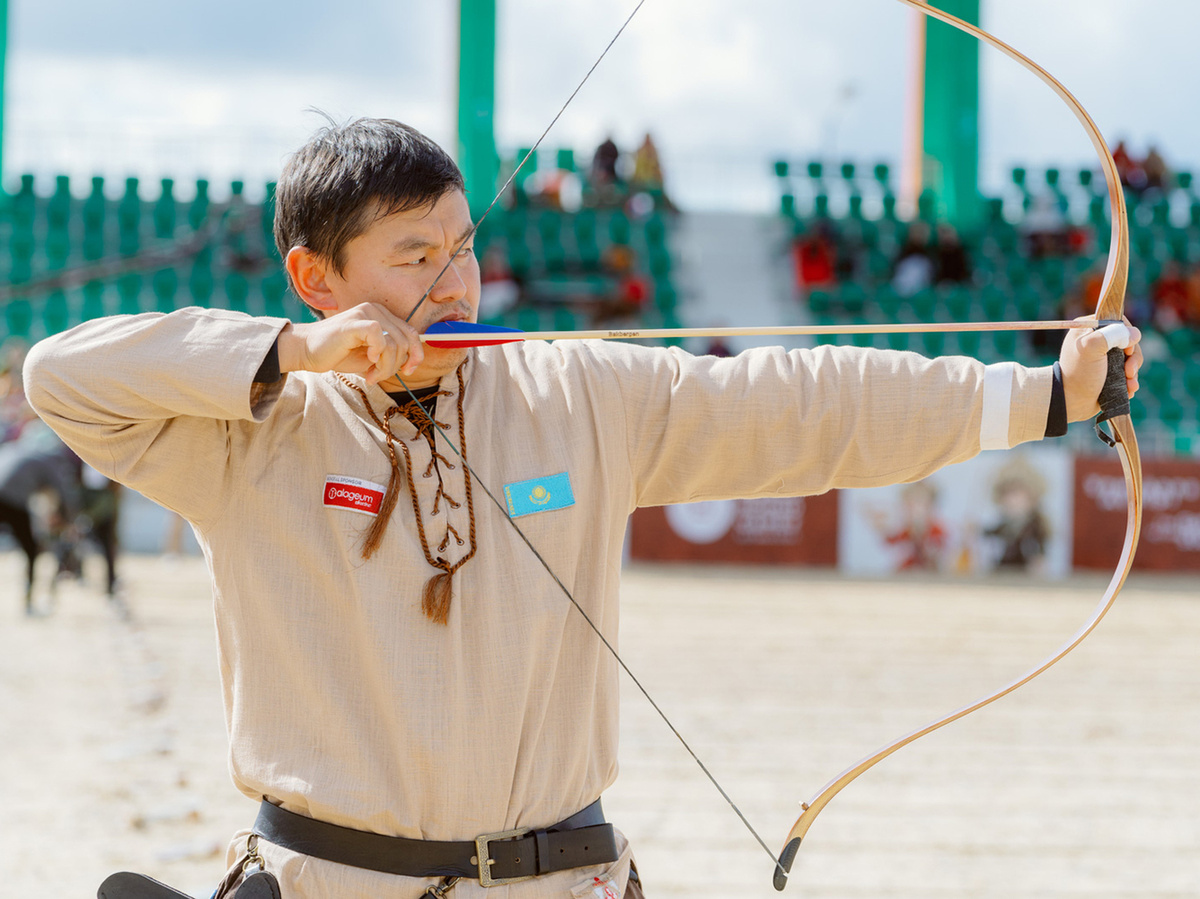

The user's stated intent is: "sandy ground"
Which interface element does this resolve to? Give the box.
[2,550,1199,898]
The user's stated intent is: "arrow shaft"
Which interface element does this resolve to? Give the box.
[421,320,1091,344]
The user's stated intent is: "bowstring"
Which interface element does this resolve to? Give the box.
[391,375,785,876]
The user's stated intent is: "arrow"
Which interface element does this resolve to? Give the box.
[421,318,1095,348]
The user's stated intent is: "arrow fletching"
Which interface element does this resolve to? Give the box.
[423,320,525,348]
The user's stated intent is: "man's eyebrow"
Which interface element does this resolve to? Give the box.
[388,225,476,256]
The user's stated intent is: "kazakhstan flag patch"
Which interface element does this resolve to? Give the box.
[504,471,575,518]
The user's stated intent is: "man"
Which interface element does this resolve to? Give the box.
[0,423,81,614]
[24,118,1142,899]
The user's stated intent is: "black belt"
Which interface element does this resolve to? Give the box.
[253,798,618,887]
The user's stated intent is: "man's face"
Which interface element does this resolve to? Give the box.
[324,189,480,389]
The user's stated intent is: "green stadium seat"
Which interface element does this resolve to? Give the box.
[517,306,544,332]
[1165,327,1196,359]
[780,193,796,218]
[956,331,981,357]
[5,299,32,338]
[552,305,578,331]
[921,331,945,356]
[909,289,936,322]
[118,178,141,256]
[261,272,289,318]
[12,175,36,232]
[81,281,107,321]
[225,271,250,313]
[806,161,823,180]
[153,268,178,314]
[189,261,215,308]
[807,289,832,315]
[155,178,177,238]
[190,179,211,231]
[654,282,677,314]
[1182,361,1200,397]
[42,290,70,335]
[840,282,866,316]
[873,163,890,186]
[608,210,631,245]
[773,160,789,178]
[45,229,70,271]
[1160,398,1185,429]
[556,149,576,173]
[944,286,972,321]
[47,175,72,232]
[117,272,143,315]
[1141,359,1173,400]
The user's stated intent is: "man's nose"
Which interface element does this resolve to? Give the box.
[428,264,467,302]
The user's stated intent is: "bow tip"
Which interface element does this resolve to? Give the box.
[773,838,802,891]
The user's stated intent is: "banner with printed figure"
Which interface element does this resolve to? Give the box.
[838,447,1074,578]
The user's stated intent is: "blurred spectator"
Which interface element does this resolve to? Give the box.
[0,423,81,614]
[1142,146,1170,193]
[934,224,972,284]
[891,222,935,297]
[1151,262,1191,329]
[1,338,34,443]
[631,134,663,191]
[792,222,839,289]
[631,133,675,211]
[595,243,650,324]
[1021,195,1070,257]
[704,336,734,357]
[478,245,521,319]
[79,463,120,597]
[591,137,620,188]
[1112,140,1146,193]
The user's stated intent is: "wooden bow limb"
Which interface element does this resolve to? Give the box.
[772,1,1143,891]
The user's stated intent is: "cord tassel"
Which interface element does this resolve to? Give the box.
[421,571,454,624]
[361,455,403,560]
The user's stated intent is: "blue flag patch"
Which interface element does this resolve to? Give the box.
[504,471,575,518]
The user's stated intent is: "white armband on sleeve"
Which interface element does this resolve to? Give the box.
[980,361,1016,450]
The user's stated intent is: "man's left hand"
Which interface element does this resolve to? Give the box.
[1059,316,1143,423]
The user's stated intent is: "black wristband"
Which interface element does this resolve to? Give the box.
[1044,361,1067,438]
[254,338,282,384]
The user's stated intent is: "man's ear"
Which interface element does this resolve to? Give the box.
[285,246,339,315]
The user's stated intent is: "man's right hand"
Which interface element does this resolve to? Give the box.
[277,304,426,387]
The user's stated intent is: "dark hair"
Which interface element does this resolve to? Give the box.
[274,115,465,280]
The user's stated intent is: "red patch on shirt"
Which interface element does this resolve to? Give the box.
[323,475,386,516]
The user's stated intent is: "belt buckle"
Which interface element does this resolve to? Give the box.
[473,827,534,887]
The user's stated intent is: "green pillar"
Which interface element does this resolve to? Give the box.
[457,0,499,219]
[921,0,981,226]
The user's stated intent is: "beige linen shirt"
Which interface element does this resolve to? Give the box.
[25,308,1051,898]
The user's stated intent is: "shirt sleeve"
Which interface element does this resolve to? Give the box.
[594,343,1052,507]
[22,307,292,525]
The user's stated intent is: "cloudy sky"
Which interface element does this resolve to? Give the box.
[6,0,1199,209]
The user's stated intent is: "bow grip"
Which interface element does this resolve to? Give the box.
[1093,321,1131,446]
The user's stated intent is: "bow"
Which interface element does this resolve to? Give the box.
[772,1,1143,890]
[397,0,1144,890]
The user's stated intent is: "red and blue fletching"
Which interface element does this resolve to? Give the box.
[424,320,524,348]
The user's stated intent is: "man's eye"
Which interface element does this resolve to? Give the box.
[456,246,475,258]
